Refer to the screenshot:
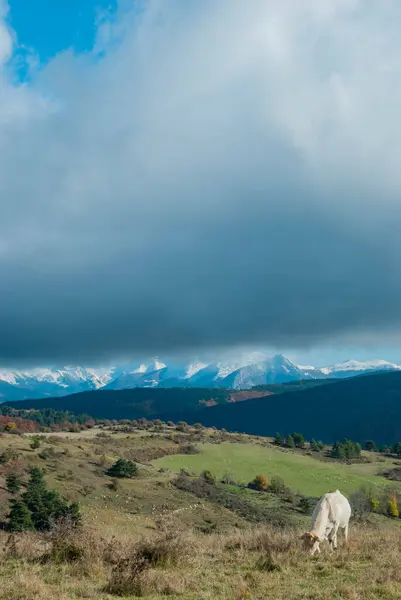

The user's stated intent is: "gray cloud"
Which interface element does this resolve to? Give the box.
[1,0,401,365]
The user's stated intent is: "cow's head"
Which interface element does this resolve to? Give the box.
[300,532,321,555]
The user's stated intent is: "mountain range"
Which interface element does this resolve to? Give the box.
[1,353,401,402]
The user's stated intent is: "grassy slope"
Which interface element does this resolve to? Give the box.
[154,441,398,496]
[1,427,401,599]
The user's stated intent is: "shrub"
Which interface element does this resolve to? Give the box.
[108,479,120,492]
[364,440,377,452]
[29,435,43,450]
[201,470,216,484]
[298,496,310,514]
[178,444,200,455]
[370,498,380,512]
[105,533,188,596]
[0,448,21,465]
[106,459,138,478]
[350,487,373,520]
[249,474,269,491]
[176,421,188,432]
[269,476,286,494]
[387,495,399,518]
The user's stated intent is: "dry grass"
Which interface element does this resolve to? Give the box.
[0,522,399,599]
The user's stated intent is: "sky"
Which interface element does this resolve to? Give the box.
[1,0,401,368]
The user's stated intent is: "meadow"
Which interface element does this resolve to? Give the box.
[0,424,399,599]
[154,440,398,496]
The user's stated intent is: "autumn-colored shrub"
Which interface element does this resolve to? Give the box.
[387,495,399,518]
[249,474,269,491]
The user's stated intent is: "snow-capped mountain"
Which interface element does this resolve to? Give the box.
[315,359,401,379]
[0,355,401,401]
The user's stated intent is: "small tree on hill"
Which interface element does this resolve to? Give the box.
[176,421,188,432]
[249,474,269,491]
[364,440,377,452]
[106,459,138,478]
[29,436,42,450]
[286,435,295,449]
[392,442,401,456]
[331,439,361,460]
[274,432,282,446]
[8,499,34,532]
[11,466,82,532]
[292,433,305,449]
[5,471,22,494]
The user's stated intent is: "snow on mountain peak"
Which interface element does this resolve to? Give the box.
[0,354,401,401]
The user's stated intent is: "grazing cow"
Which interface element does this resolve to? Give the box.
[301,490,351,555]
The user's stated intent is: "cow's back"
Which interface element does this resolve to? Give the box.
[327,490,351,526]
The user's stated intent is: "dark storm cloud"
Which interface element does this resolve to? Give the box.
[1,0,401,364]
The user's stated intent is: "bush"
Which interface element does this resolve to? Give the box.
[176,421,188,432]
[350,487,373,520]
[108,479,120,492]
[298,496,310,514]
[201,470,216,484]
[387,495,399,518]
[105,533,189,596]
[106,459,138,478]
[269,476,286,494]
[178,444,200,455]
[364,440,377,452]
[249,474,269,491]
[370,498,380,512]
[29,435,43,450]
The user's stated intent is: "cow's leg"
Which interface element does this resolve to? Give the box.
[344,524,349,545]
[329,525,339,551]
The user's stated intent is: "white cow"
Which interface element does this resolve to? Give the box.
[301,490,351,555]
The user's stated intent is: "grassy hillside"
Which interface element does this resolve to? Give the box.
[178,371,401,445]
[154,441,398,496]
[5,387,269,420]
[0,424,400,599]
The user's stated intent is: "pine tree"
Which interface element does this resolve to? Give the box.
[286,435,295,449]
[5,471,22,494]
[274,432,282,446]
[292,432,305,448]
[8,499,34,532]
